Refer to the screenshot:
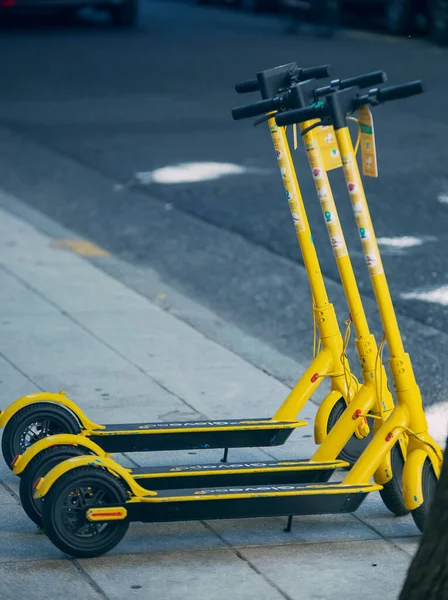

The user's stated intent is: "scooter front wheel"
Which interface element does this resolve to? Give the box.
[42,466,129,558]
[2,402,81,469]
[19,445,95,527]
[411,458,438,532]
[379,443,409,516]
[326,398,374,467]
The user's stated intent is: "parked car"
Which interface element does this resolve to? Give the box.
[380,0,448,44]
[0,0,139,27]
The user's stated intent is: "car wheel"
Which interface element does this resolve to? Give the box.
[385,0,416,36]
[429,0,448,45]
[109,0,139,28]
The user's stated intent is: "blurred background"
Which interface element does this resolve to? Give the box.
[0,0,448,410]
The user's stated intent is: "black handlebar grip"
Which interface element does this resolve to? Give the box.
[275,104,325,127]
[231,97,279,120]
[300,64,333,81]
[340,70,387,91]
[235,79,259,94]
[376,80,424,103]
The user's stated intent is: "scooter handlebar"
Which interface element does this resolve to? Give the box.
[340,70,387,91]
[231,97,280,120]
[235,79,259,94]
[300,64,333,81]
[275,104,325,127]
[375,80,424,103]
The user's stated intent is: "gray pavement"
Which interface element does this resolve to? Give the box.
[0,192,422,600]
[1,0,448,411]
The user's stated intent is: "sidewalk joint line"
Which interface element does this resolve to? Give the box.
[201,521,295,600]
[71,559,111,600]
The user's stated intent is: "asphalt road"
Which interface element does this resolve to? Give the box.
[0,0,448,403]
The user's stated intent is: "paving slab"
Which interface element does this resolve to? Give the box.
[81,548,285,600]
[0,560,103,600]
[241,539,412,600]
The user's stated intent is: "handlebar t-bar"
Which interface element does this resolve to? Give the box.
[315,71,387,98]
[376,80,424,103]
[231,96,282,120]
[235,79,259,94]
[300,64,333,81]
[341,70,387,91]
[275,104,324,127]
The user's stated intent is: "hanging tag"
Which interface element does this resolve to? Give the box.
[312,122,342,171]
[358,106,378,178]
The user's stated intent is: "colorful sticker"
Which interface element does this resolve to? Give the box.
[318,186,328,200]
[275,149,282,159]
[358,105,378,178]
[291,212,300,226]
[312,167,322,179]
[365,254,377,267]
[348,182,357,194]
[331,236,344,249]
[286,190,293,200]
[353,202,363,216]
[325,211,333,223]
[360,227,369,240]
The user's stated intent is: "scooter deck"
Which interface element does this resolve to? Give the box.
[131,458,349,490]
[88,481,381,523]
[87,418,306,452]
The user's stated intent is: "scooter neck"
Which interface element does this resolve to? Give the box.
[334,126,405,358]
[268,118,329,308]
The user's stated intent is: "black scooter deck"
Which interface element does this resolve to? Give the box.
[131,458,349,490]
[87,418,306,452]
[89,482,380,524]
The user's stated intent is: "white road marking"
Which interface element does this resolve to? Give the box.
[401,285,448,306]
[426,402,448,448]
[377,236,424,249]
[133,162,268,185]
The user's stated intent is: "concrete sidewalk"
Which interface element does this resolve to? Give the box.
[0,200,419,600]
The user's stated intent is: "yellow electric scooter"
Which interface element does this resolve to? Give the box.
[9,64,381,528]
[29,77,439,560]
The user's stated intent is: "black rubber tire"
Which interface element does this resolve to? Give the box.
[379,443,409,516]
[19,445,93,527]
[412,458,438,533]
[109,0,139,28]
[429,0,448,45]
[42,466,129,558]
[1,403,81,469]
[326,398,374,467]
[385,0,416,36]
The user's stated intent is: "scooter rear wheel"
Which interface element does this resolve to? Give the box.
[42,466,129,558]
[2,403,81,469]
[19,445,94,527]
[411,458,438,532]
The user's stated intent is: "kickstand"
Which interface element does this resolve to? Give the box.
[221,448,229,463]
[284,515,293,533]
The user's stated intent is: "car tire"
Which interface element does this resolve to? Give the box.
[109,0,139,28]
[429,0,448,45]
[385,0,416,36]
